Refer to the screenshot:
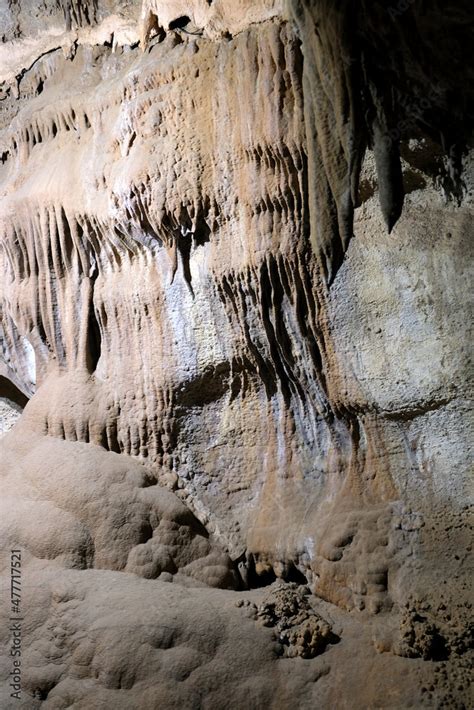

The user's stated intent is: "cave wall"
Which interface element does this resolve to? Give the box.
[1,0,472,592]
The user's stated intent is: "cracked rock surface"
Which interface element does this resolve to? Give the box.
[0,1,472,707]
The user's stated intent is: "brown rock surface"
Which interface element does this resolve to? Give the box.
[0,1,472,707]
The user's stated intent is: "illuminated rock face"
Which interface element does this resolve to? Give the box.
[0,1,472,707]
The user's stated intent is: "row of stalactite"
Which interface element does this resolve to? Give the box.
[57,0,98,30]
[3,105,92,165]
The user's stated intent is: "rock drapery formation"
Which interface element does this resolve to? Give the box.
[0,1,472,707]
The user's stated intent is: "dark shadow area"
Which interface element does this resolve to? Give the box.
[169,16,191,31]
[85,304,102,374]
[174,362,232,410]
[0,375,29,409]
[285,565,308,585]
[246,556,277,589]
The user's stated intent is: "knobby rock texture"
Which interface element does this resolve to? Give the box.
[0,1,472,707]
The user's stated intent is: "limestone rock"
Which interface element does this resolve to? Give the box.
[256,583,338,658]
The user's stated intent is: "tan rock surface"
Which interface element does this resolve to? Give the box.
[0,0,472,707]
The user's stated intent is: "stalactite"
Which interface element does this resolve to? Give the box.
[290,0,473,284]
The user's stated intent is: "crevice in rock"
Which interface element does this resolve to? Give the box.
[0,374,29,409]
[85,299,102,374]
[169,16,191,32]
[247,562,277,589]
